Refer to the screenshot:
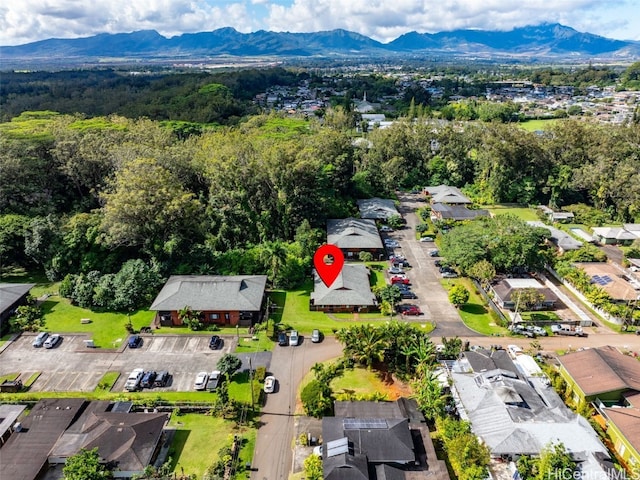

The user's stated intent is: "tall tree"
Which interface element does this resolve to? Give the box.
[63,447,113,480]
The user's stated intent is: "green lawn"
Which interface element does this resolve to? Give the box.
[167,413,255,477]
[484,205,539,221]
[40,295,154,348]
[330,367,391,396]
[519,311,560,322]
[441,278,509,336]
[518,119,558,132]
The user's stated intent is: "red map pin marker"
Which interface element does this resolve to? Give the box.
[313,244,345,288]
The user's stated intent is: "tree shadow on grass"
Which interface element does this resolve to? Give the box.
[460,304,487,315]
[40,299,60,315]
[167,429,190,470]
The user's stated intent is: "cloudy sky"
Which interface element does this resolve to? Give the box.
[1,0,639,46]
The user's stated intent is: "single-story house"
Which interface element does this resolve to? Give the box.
[430,203,489,222]
[423,185,471,204]
[0,404,26,447]
[356,198,399,220]
[327,218,384,259]
[574,263,640,302]
[557,346,640,405]
[528,221,582,253]
[600,392,640,468]
[592,227,637,246]
[623,224,640,239]
[310,264,377,313]
[149,275,267,327]
[0,283,35,335]
[450,349,612,476]
[322,399,450,480]
[490,278,558,310]
[0,399,167,480]
[537,205,575,223]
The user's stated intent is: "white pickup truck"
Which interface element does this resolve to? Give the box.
[550,324,587,337]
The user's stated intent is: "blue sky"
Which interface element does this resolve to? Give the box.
[1,0,639,46]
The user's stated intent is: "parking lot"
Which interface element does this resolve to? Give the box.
[0,333,238,393]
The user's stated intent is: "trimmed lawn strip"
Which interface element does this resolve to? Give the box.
[234,330,274,353]
[519,311,560,323]
[23,372,41,388]
[96,371,120,391]
[331,367,390,396]
[0,373,20,383]
[440,278,509,336]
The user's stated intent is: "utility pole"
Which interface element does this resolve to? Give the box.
[249,356,255,412]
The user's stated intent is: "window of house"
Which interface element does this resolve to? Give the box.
[210,313,219,320]
[224,313,230,321]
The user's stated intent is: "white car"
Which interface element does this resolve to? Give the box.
[264,375,276,393]
[32,331,49,347]
[380,226,393,232]
[125,368,145,391]
[43,334,61,349]
[194,371,209,390]
[420,236,434,242]
[289,330,299,346]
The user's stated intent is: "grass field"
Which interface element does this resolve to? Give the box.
[40,295,155,348]
[440,278,509,336]
[331,367,392,397]
[484,204,539,221]
[167,413,255,477]
[518,119,558,132]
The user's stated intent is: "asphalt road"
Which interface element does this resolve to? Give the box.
[250,336,343,480]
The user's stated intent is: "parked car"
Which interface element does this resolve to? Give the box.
[264,375,276,394]
[510,324,535,338]
[128,335,142,348]
[289,330,299,346]
[43,334,61,349]
[380,225,393,232]
[429,249,440,257]
[401,291,418,299]
[209,335,222,349]
[32,331,49,348]
[398,304,422,315]
[434,260,442,267]
[206,370,222,391]
[419,236,434,242]
[527,325,548,337]
[550,324,586,337]
[391,277,410,285]
[394,283,411,291]
[278,331,288,346]
[194,372,209,390]
[154,371,170,387]
[141,371,157,388]
[441,271,458,278]
[384,240,399,248]
[388,267,405,275]
[311,329,321,343]
[125,368,144,391]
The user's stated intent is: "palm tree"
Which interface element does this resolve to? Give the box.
[353,325,388,369]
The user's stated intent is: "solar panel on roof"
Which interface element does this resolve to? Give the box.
[591,275,613,286]
[343,418,388,429]
[327,437,349,457]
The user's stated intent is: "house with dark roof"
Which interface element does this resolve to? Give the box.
[310,264,377,313]
[528,221,582,253]
[321,399,449,480]
[0,283,35,335]
[430,203,489,222]
[356,198,399,220]
[0,398,167,480]
[149,275,267,327]
[557,346,640,405]
[490,278,558,310]
[327,218,385,260]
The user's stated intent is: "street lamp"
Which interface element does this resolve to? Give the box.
[236,324,240,342]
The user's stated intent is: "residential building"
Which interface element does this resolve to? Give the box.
[149,275,267,327]
[327,218,385,260]
[357,198,400,220]
[430,203,489,222]
[310,264,377,313]
[0,283,35,335]
[490,278,558,310]
[528,221,582,253]
[573,263,640,302]
[592,227,637,246]
[537,205,575,223]
[321,399,449,480]
[423,185,471,204]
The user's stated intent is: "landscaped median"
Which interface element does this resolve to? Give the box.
[440,277,509,336]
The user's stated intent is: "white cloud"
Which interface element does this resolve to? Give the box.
[0,0,637,46]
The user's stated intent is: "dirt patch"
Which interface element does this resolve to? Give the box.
[375,366,413,399]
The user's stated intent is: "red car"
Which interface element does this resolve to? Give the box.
[398,305,422,315]
[391,276,410,285]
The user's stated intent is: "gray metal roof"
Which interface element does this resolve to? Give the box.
[327,218,383,250]
[149,275,267,311]
[356,198,399,219]
[424,185,472,204]
[310,265,377,307]
[0,283,35,314]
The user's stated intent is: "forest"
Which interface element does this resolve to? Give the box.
[1,66,640,311]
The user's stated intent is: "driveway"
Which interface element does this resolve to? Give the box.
[0,333,236,393]
[392,193,479,337]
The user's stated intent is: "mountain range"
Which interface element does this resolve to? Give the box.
[2,23,639,65]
